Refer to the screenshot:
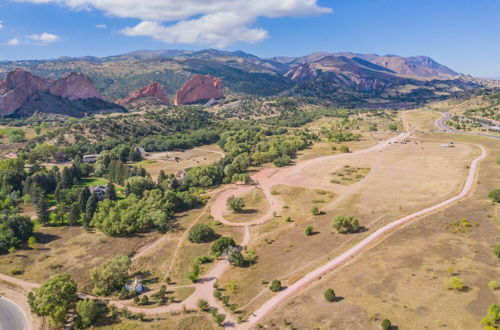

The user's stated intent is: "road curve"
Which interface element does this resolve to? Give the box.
[436,112,500,140]
[0,297,28,330]
[242,143,487,329]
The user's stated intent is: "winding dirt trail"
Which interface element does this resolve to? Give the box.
[0,129,488,330]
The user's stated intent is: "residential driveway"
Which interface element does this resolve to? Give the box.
[0,298,27,330]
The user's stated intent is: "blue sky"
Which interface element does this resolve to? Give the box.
[0,0,499,77]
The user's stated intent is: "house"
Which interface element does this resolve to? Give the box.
[89,185,107,201]
[440,143,455,148]
[137,147,146,157]
[5,152,19,159]
[82,154,99,163]
[125,276,143,293]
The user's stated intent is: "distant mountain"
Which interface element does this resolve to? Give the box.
[271,52,458,79]
[0,49,487,111]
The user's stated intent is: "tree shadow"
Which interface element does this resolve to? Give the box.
[33,232,60,244]
[238,209,258,215]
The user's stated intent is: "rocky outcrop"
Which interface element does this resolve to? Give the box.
[174,75,223,106]
[49,72,102,100]
[0,69,103,116]
[116,82,169,105]
[0,69,48,115]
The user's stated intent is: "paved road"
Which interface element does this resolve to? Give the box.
[0,298,27,330]
[436,112,500,140]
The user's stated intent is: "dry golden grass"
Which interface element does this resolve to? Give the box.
[218,135,478,317]
[401,108,443,131]
[262,133,499,330]
[329,166,370,185]
[0,226,160,289]
[97,313,215,330]
[223,188,270,223]
[141,145,223,180]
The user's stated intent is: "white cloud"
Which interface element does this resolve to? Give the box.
[29,32,61,44]
[15,0,332,47]
[95,24,107,28]
[0,21,3,30]
[6,38,20,46]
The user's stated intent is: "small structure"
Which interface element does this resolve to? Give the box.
[137,147,147,157]
[89,185,107,201]
[82,154,98,163]
[440,143,455,148]
[175,170,186,179]
[5,152,19,159]
[125,276,143,294]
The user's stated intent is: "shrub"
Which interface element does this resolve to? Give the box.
[269,280,282,292]
[76,299,101,328]
[493,244,500,259]
[339,145,350,153]
[188,224,216,243]
[226,196,245,213]
[332,216,360,233]
[311,206,321,216]
[324,288,336,302]
[381,318,392,330]
[197,299,210,312]
[444,276,465,291]
[488,189,500,203]
[480,304,499,329]
[211,236,236,256]
[304,225,314,236]
[488,280,499,290]
[10,268,24,275]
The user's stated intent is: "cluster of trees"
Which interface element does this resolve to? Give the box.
[321,129,361,143]
[0,213,34,253]
[332,216,360,233]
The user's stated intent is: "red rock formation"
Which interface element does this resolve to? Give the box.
[0,69,48,115]
[174,75,223,106]
[0,69,103,116]
[116,82,169,105]
[49,72,102,100]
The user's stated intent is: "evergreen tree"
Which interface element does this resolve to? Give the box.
[128,148,142,162]
[78,187,91,213]
[61,167,73,188]
[36,194,50,225]
[157,170,166,185]
[105,182,117,201]
[68,203,80,226]
[84,193,98,227]
[23,177,32,196]
[54,182,63,203]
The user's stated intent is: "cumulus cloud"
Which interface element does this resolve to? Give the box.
[15,0,332,47]
[6,38,20,46]
[95,24,107,28]
[29,32,61,44]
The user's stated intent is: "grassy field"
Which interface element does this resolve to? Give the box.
[141,145,224,180]
[217,134,478,318]
[400,108,443,131]
[97,313,215,330]
[261,133,500,330]
[223,188,270,223]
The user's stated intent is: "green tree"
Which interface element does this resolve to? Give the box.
[69,203,81,225]
[36,193,50,225]
[494,245,500,259]
[227,246,246,267]
[489,189,500,203]
[76,299,101,328]
[332,216,360,234]
[140,295,149,305]
[90,255,131,296]
[226,195,245,213]
[28,274,78,325]
[188,224,216,243]
[105,182,117,201]
[157,170,167,185]
[28,236,37,248]
[54,182,63,203]
[79,187,91,213]
[128,148,142,162]
[124,176,154,197]
[381,319,392,330]
[481,304,499,330]
[311,206,321,216]
[304,225,314,236]
[189,262,201,283]
[444,276,465,291]
[61,167,73,188]
[84,193,98,226]
[324,288,336,302]
[211,236,236,256]
[269,280,282,292]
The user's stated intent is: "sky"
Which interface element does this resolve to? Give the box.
[0,0,499,77]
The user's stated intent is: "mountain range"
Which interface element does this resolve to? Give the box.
[0,49,495,116]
